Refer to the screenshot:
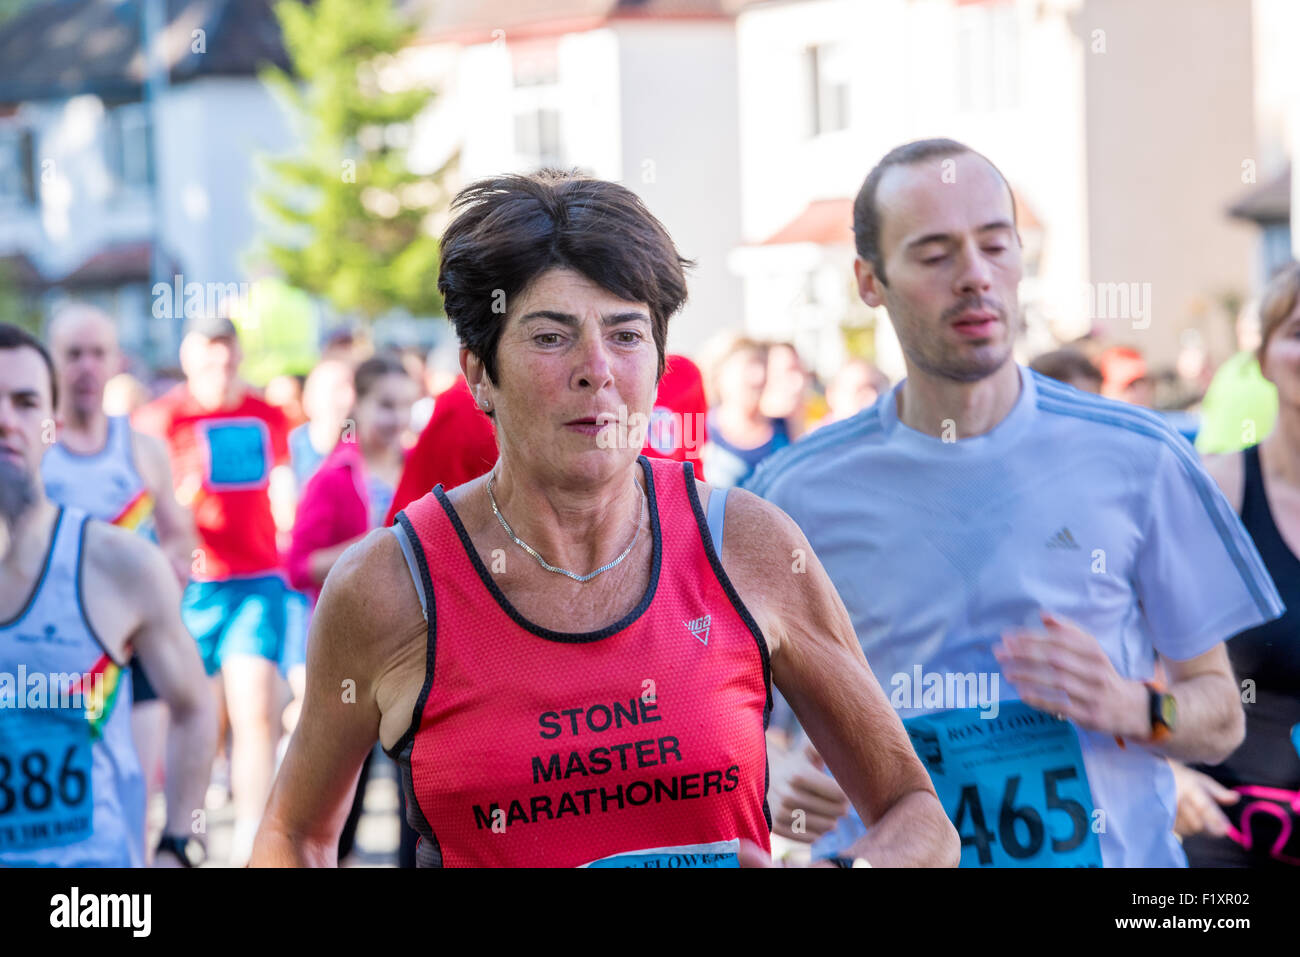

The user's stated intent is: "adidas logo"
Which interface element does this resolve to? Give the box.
[1046,527,1080,550]
[685,615,711,645]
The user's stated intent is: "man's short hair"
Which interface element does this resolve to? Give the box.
[0,321,58,409]
[1029,348,1103,388]
[852,138,1018,286]
[437,169,692,384]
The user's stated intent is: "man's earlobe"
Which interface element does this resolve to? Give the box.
[854,258,885,308]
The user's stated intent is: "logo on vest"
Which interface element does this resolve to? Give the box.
[685,615,711,645]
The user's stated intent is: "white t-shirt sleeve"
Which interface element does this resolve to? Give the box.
[1134,439,1284,662]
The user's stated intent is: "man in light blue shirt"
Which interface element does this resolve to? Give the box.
[746,139,1284,867]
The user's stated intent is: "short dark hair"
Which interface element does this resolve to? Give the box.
[1029,348,1103,387]
[0,321,58,409]
[852,138,1017,286]
[353,353,409,402]
[437,170,693,384]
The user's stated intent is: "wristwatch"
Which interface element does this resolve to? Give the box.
[1146,682,1178,743]
[156,833,207,867]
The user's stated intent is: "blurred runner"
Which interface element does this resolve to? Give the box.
[287,354,416,862]
[747,138,1283,867]
[0,322,215,867]
[821,359,889,425]
[761,342,814,438]
[1196,301,1280,454]
[702,338,790,489]
[1177,261,1300,867]
[40,304,198,861]
[289,360,355,490]
[1028,348,1103,394]
[135,313,296,866]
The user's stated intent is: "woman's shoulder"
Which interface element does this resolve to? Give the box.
[1200,448,1246,515]
[312,526,426,657]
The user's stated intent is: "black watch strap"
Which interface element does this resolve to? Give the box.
[156,834,199,867]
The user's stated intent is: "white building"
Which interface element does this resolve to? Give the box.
[730,0,1263,380]
[0,0,298,368]
[405,0,748,357]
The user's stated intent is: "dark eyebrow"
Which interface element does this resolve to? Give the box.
[8,388,41,401]
[906,221,1016,251]
[520,310,650,327]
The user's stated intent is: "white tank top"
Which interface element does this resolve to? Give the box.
[0,507,145,866]
[41,416,156,537]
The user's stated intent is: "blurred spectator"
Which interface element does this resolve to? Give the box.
[103,372,150,417]
[1178,260,1300,867]
[410,341,463,434]
[285,354,416,863]
[1029,348,1103,393]
[1098,345,1154,407]
[1196,298,1281,454]
[289,359,355,491]
[822,358,890,424]
[643,354,709,480]
[703,337,790,489]
[265,373,307,430]
[321,322,373,364]
[760,341,813,438]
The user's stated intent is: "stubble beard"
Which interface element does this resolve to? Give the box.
[892,294,1019,384]
[0,457,36,533]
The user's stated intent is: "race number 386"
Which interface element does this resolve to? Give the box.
[905,702,1103,868]
[0,721,94,851]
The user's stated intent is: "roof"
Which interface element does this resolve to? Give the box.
[1228,164,1291,223]
[415,0,745,44]
[759,198,854,247]
[0,239,167,289]
[0,0,294,104]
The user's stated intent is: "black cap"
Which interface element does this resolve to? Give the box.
[184,314,239,341]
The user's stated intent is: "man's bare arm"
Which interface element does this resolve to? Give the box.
[721,487,959,867]
[97,528,215,839]
[131,430,197,585]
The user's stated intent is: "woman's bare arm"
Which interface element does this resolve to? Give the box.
[250,529,425,866]
[719,486,959,867]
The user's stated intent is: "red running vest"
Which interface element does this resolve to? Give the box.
[387,456,772,867]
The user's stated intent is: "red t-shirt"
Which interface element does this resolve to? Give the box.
[643,355,708,481]
[385,377,498,527]
[135,384,289,580]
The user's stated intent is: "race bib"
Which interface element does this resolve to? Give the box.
[200,420,270,489]
[582,839,740,869]
[904,701,1103,867]
[0,709,94,853]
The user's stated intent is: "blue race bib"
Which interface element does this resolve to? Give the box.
[201,420,270,489]
[583,839,740,868]
[904,700,1103,867]
[0,708,94,852]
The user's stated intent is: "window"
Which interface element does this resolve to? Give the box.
[0,125,36,205]
[104,104,154,192]
[806,44,851,137]
[513,109,562,168]
[511,41,563,168]
[956,2,1020,112]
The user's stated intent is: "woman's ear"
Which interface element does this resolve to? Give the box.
[461,348,493,412]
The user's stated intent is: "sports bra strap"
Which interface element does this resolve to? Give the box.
[706,485,729,558]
